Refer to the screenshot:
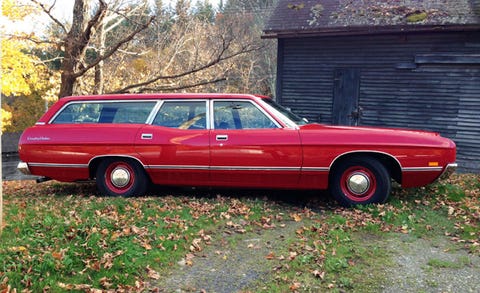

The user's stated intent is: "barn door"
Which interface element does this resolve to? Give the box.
[332,68,361,126]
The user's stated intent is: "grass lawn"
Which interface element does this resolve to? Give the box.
[1,174,478,291]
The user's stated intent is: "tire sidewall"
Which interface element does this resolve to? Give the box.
[330,157,391,207]
[96,158,148,197]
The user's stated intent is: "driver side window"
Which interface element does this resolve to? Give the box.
[213,101,277,129]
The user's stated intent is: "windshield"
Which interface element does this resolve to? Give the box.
[261,98,308,127]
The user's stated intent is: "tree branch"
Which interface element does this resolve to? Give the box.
[73,15,155,78]
[30,0,68,34]
[115,77,228,94]
[79,0,107,52]
[33,56,64,65]
[112,42,260,93]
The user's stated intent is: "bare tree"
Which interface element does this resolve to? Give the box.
[31,0,270,97]
[93,0,152,94]
[31,0,154,97]
[96,0,264,94]
[218,0,278,95]
[110,15,261,93]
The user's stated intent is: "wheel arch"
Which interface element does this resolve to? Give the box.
[329,151,402,185]
[88,155,148,180]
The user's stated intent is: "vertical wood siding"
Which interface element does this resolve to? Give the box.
[277,31,480,173]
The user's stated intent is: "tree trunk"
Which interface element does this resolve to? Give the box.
[58,0,90,98]
[59,72,76,98]
[58,0,107,98]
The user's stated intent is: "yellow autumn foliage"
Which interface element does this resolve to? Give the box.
[1,0,48,97]
[1,108,13,133]
[1,39,43,96]
[1,0,35,21]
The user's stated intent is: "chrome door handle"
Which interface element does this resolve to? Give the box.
[141,133,153,139]
[216,135,228,141]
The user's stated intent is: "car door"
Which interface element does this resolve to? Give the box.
[209,100,302,188]
[135,100,210,186]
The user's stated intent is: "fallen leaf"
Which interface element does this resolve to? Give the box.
[99,276,113,289]
[290,282,301,291]
[448,206,455,215]
[146,266,160,280]
[52,251,63,260]
[266,252,276,260]
[290,213,302,222]
[312,270,325,279]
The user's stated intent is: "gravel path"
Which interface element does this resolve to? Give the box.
[152,224,480,293]
[381,235,480,293]
[155,220,304,292]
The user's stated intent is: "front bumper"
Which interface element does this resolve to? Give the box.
[17,161,31,175]
[439,163,457,180]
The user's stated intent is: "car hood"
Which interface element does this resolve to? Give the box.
[298,123,454,148]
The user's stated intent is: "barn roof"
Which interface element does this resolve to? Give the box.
[263,0,480,38]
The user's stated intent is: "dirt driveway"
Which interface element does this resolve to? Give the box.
[153,219,480,292]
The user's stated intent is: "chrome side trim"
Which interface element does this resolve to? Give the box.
[22,162,326,172]
[88,155,146,167]
[146,165,300,171]
[302,167,330,172]
[402,167,443,172]
[210,166,300,171]
[146,165,210,170]
[329,150,403,169]
[28,163,88,168]
[19,161,451,176]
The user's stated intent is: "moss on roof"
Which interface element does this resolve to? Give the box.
[264,0,480,36]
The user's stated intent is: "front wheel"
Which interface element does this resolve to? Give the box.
[95,158,148,197]
[329,157,391,207]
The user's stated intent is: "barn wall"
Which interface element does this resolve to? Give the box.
[277,31,480,173]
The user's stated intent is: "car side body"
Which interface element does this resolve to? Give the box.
[18,93,457,206]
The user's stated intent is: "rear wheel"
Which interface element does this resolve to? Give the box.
[95,158,148,197]
[329,157,391,207]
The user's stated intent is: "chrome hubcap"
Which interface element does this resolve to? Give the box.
[110,167,130,188]
[347,172,370,195]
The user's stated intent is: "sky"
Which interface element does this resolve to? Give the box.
[46,0,223,24]
[2,0,222,34]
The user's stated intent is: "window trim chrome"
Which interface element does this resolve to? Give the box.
[48,100,159,125]
[148,99,210,130]
[145,101,163,125]
[210,99,281,130]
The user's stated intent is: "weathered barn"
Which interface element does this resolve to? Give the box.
[263,0,480,173]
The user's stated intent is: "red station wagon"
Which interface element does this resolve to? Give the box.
[18,93,457,206]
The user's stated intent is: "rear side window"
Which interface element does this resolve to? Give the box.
[153,101,207,129]
[52,102,156,124]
